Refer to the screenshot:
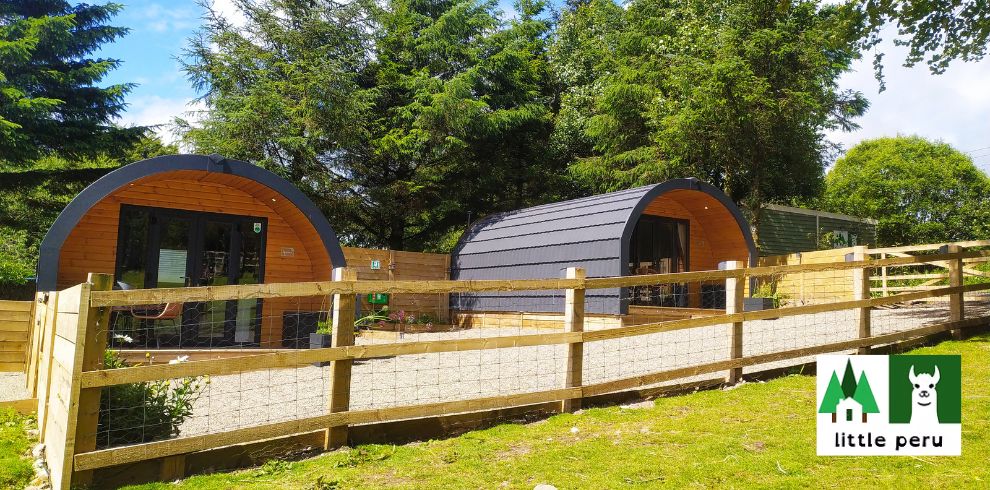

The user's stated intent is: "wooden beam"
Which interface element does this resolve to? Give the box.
[327,267,356,449]
[72,315,989,473]
[850,247,871,354]
[946,244,965,340]
[723,261,744,384]
[562,267,585,413]
[75,387,582,471]
[71,273,114,487]
[79,282,990,389]
[867,239,990,254]
[81,331,582,388]
[85,250,990,307]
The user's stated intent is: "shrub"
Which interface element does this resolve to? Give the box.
[97,350,206,449]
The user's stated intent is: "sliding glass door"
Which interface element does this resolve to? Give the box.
[628,216,689,307]
[114,205,266,347]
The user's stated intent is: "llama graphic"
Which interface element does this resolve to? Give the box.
[908,365,941,424]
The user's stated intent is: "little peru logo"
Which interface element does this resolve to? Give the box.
[816,355,961,456]
[818,358,879,423]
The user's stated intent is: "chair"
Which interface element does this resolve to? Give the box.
[130,302,184,348]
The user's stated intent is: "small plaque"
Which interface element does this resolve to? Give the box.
[280,247,295,257]
[370,259,381,270]
[253,222,262,233]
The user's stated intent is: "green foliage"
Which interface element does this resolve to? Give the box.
[0,227,35,284]
[751,282,786,308]
[0,0,145,162]
[555,0,867,225]
[98,350,207,449]
[847,1,990,83]
[0,136,176,297]
[821,136,990,246]
[0,408,34,489]
[181,0,569,251]
[354,307,391,329]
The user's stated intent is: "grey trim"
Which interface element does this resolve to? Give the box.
[37,154,346,290]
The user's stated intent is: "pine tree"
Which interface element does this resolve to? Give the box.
[841,358,858,399]
[853,371,879,416]
[818,371,844,414]
[182,0,564,250]
[0,0,144,163]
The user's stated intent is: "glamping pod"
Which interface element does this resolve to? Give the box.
[450,178,756,321]
[37,154,346,348]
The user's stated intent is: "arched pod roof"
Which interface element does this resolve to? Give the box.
[37,154,346,290]
[450,178,756,315]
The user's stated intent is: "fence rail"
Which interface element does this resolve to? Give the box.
[868,240,990,297]
[25,243,990,489]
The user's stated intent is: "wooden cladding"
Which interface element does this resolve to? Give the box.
[0,300,32,371]
[641,189,751,272]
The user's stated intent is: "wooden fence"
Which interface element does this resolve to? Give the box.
[0,300,32,372]
[869,240,990,296]
[27,247,990,489]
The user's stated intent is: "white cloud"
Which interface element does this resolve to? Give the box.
[116,95,207,145]
[826,35,990,174]
[207,0,248,28]
[136,3,200,33]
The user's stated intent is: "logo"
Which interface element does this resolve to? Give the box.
[253,222,262,233]
[816,355,961,456]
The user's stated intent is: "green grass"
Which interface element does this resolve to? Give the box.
[121,333,990,489]
[0,407,35,489]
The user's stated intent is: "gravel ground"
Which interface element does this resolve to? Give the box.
[0,372,29,402]
[100,297,990,441]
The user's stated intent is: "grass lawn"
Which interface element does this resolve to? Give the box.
[0,407,35,489]
[118,332,990,489]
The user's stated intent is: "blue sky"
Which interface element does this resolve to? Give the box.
[101,1,990,172]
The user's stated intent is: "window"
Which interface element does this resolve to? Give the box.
[628,216,689,307]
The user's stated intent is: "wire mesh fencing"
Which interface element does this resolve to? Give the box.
[60,246,990,462]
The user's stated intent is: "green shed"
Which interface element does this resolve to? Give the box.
[754,204,877,256]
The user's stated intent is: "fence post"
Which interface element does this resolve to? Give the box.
[849,246,871,354]
[946,244,965,339]
[70,273,114,487]
[723,261,744,384]
[327,267,357,449]
[562,267,585,413]
[880,252,888,297]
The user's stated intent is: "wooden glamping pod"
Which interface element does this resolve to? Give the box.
[36,154,346,349]
[450,178,757,328]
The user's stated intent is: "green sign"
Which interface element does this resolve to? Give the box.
[367,293,389,304]
[370,259,381,270]
[253,222,262,233]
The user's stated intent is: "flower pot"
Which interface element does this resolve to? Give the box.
[310,333,332,367]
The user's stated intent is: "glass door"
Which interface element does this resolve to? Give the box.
[628,216,689,307]
[187,220,234,346]
[114,205,266,348]
[150,214,194,347]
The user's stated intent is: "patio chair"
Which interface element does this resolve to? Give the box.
[130,302,184,348]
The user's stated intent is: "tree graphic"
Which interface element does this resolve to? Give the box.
[853,371,879,421]
[819,371,844,414]
[841,358,858,398]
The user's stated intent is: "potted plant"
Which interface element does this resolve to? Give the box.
[744,283,786,318]
[310,321,333,367]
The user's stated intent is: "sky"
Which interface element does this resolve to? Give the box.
[100,1,990,173]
